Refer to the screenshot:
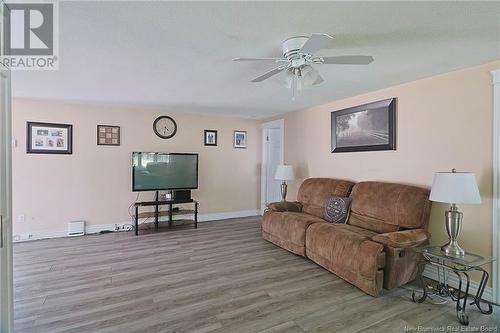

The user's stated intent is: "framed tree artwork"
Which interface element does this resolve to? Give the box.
[331,98,396,153]
[26,122,73,154]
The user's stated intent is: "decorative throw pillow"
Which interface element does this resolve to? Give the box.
[324,196,352,223]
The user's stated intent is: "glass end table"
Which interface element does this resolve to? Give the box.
[412,246,496,326]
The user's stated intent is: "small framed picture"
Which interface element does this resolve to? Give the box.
[233,130,247,149]
[97,125,121,146]
[27,122,73,154]
[204,130,217,146]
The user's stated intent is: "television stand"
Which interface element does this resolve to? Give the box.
[133,192,198,235]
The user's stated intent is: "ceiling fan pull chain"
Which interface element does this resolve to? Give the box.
[297,68,302,91]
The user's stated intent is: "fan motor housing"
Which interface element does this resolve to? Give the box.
[282,36,308,59]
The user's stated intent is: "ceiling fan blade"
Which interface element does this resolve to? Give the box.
[251,67,286,82]
[312,74,324,85]
[233,57,287,62]
[320,55,374,65]
[299,33,334,55]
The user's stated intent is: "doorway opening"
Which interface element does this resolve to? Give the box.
[261,119,284,214]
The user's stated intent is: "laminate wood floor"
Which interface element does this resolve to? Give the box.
[13,217,499,333]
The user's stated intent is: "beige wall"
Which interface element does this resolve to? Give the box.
[12,100,261,236]
[11,60,499,285]
[283,60,500,280]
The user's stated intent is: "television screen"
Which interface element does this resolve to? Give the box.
[132,152,198,191]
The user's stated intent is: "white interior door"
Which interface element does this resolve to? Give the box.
[0,65,13,333]
[265,128,282,205]
[261,120,284,213]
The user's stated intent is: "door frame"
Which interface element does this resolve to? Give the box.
[491,68,500,304]
[0,63,13,332]
[260,119,284,214]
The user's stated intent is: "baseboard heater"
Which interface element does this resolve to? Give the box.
[68,221,85,237]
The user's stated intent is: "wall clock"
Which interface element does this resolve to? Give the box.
[153,116,177,139]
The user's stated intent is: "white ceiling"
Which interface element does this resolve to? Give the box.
[12,1,500,118]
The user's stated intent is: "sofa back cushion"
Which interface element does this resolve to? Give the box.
[348,181,431,232]
[297,178,355,218]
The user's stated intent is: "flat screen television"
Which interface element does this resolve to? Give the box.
[132,152,198,192]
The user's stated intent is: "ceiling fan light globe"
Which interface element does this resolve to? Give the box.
[283,69,299,90]
[300,65,318,88]
[284,74,292,89]
[283,65,320,90]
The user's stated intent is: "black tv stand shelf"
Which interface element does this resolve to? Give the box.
[133,193,198,235]
[136,198,194,206]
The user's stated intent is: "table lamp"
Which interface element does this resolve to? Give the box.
[274,164,295,201]
[429,169,481,257]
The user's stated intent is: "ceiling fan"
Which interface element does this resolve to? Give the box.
[233,33,374,98]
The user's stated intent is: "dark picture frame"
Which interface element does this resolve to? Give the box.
[204,130,217,146]
[331,98,396,153]
[97,125,121,146]
[26,122,73,154]
[233,130,247,149]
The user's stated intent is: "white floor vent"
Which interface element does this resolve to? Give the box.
[68,221,85,237]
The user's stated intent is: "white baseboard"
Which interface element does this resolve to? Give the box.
[13,209,261,242]
[423,265,495,304]
[196,210,260,222]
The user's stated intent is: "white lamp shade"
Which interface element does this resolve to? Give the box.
[429,171,481,204]
[274,165,295,181]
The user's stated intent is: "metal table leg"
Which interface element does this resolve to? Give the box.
[194,201,198,229]
[135,206,138,236]
[470,268,493,315]
[168,203,173,228]
[412,260,428,303]
[453,270,470,326]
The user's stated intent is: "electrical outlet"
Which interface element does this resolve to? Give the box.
[17,214,25,223]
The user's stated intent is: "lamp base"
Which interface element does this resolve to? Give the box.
[441,204,465,258]
[441,240,465,258]
[280,182,288,201]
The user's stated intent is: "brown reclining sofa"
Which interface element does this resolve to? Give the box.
[262,178,431,296]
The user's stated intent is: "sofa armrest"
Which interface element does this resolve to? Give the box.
[371,229,430,248]
[266,201,302,213]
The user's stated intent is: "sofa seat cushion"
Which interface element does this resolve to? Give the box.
[262,212,326,256]
[305,223,384,268]
[305,223,386,296]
